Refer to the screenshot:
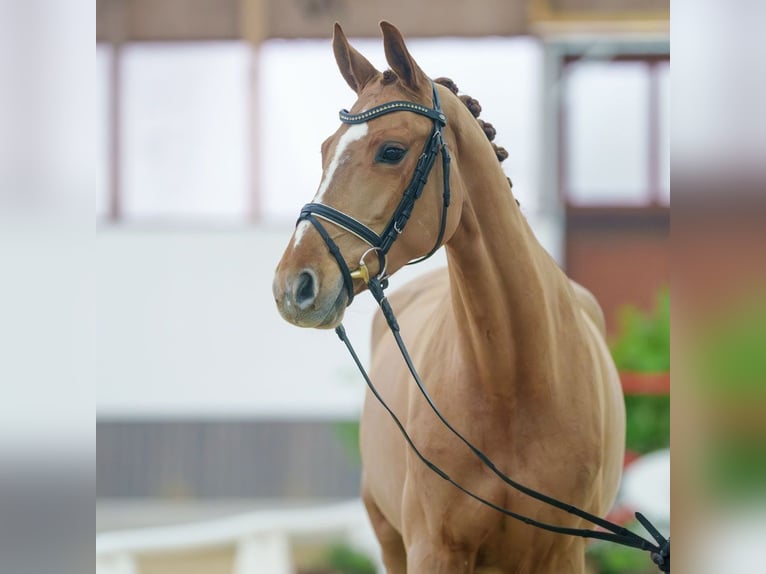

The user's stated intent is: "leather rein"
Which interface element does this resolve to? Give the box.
[294,81,669,572]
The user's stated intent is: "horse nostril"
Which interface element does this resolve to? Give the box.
[294,270,318,310]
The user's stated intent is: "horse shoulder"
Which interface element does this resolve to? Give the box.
[567,279,624,515]
[569,279,607,337]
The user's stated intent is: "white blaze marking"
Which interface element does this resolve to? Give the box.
[293,219,311,247]
[294,122,368,248]
[315,123,368,202]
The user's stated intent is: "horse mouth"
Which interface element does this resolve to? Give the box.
[313,287,349,329]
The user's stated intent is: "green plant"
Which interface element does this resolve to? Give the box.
[586,538,656,574]
[611,288,670,373]
[696,296,766,397]
[610,288,670,455]
[693,296,766,501]
[622,394,670,454]
[325,543,377,574]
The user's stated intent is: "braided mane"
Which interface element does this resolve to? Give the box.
[433,77,514,194]
[433,77,509,168]
[381,71,514,192]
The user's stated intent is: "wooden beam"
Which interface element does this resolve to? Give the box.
[98,0,529,43]
[98,0,671,44]
[265,0,528,39]
[97,0,241,43]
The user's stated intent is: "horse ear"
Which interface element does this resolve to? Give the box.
[380,21,428,92]
[333,22,379,94]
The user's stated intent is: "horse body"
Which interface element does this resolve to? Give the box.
[273,22,625,573]
[360,106,624,572]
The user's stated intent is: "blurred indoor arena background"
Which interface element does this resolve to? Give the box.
[94,1,672,573]
[8,0,766,572]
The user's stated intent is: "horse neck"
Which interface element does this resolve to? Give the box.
[444,112,572,391]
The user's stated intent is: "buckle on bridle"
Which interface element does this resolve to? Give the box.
[350,246,387,284]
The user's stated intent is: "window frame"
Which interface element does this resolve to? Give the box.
[559,53,670,209]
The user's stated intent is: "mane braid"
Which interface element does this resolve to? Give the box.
[434,77,514,193]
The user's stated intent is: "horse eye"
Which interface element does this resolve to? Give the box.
[377,144,407,164]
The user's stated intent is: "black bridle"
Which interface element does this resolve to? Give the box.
[294,81,670,572]
[298,81,451,305]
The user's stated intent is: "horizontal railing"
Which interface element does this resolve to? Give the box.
[96,499,381,574]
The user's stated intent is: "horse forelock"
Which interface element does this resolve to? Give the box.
[381,69,397,85]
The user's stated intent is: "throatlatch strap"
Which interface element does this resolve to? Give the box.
[409,137,451,265]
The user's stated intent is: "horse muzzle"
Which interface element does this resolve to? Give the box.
[273,267,348,329]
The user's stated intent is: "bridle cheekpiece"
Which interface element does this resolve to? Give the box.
[297,80,451,304]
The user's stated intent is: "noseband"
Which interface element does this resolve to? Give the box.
[297,81,451,304]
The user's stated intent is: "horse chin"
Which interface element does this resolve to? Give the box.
[314,305,346,330]
[319,285,350,328]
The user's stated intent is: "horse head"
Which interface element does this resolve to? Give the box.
[273,22,463,329]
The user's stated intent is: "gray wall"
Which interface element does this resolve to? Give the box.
[97,419,362,499]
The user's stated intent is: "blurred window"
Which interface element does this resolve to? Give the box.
[563,58,669,206]
[101,38,542,225]
[259,37,542,222]
[657,61,670,204]
[97,44,111,220]
[121,43,252,222]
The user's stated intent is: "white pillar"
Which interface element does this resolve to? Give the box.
[96,553,137,574]
[234,532,292,574]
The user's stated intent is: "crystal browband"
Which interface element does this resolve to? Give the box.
[340,101,446,125]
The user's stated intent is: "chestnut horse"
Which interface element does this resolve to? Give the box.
[273,22,625,573]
